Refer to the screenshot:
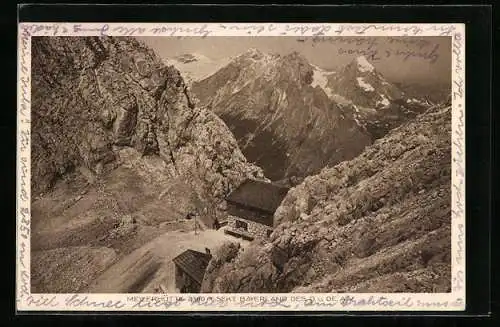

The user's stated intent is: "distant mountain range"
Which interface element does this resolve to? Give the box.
[178,49,447,183]
[191,49,372,183]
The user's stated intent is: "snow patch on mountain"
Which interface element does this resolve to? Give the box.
[356,77,375,92]
[233,48,279,66]
[407,97,428,105]
[240,48,263,58]
[331,94,352,106]
[356,56,375,73]
[351,105,365,129]
[311,65,335,97]
[376,94,391,108]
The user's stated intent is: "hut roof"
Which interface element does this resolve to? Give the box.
[226,179,290,214]
[172,249,212,285]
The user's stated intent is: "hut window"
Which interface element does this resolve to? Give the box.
[235,220,248,231]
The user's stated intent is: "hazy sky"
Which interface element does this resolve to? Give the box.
[137,36,451,85]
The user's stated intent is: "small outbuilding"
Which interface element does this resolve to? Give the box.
[172,249,212,293]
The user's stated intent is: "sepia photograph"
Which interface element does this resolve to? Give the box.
[28,34,453,294]
[16,22,466,311]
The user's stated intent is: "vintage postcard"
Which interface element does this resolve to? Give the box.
[17,22,465,312]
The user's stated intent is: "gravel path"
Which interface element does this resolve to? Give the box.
[86,229,245,293]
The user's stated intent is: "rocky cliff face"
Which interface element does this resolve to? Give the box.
[31,36,264,202]
[191,49,372,183]
[201,104,451,293]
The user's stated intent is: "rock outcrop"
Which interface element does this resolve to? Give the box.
[201,104,451,293]
[31,36,264,203]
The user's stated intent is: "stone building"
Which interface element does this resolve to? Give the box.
[172,249,212,293]
[224,179,289,240]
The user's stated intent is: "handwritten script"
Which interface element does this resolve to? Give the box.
[16,22,466,312]
[306,35,441,64]
[19,23,454,65]
[20,23,458,37]
[17,25,32,302]
[17,293,466,311]
[451,30,465,294]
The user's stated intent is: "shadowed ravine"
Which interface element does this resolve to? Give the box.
[220,114,289,181]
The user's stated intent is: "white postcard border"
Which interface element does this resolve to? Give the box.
[16,22,466,312]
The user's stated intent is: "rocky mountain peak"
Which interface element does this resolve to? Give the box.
[279,51,311,69]
[282,50,305,61]
[191,49,371,184]
[324,54,432,140]
[341,55,377,77]
[237,47,266,61]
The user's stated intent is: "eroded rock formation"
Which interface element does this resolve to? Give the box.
[31,36,265,204]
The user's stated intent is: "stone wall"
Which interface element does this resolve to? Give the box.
[227,204,273,225]
[227,215,272,239]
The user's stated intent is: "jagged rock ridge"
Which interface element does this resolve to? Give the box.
[31,36,265,201]
[201,104,451,293]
